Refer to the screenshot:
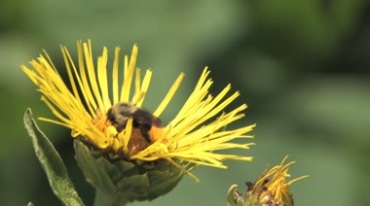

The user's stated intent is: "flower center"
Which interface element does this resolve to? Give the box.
[106,103,164,156]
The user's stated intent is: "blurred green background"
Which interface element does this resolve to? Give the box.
[1,0,370,205]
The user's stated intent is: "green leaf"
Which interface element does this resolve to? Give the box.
[23,108,84,206]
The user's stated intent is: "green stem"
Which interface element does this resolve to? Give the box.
[94,190,128,206]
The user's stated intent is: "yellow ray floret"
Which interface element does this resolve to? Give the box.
[22,40,255,173]
[251,156,309,205]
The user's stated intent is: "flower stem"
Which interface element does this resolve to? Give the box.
[94,190,128,206]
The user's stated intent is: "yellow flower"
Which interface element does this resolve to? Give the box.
[246,156,308,206]
[22,40,255,179]
[227,156,308,206]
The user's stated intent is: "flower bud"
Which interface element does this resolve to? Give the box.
[227,156,308,206]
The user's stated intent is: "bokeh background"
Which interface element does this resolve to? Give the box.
[1,0,370,205]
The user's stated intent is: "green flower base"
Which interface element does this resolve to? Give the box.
[74,140,185,206]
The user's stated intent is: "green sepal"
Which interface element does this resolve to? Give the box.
[23,109,84,206]
[74,139,184,206]
[227,184,247,206]
[227,184,268,206]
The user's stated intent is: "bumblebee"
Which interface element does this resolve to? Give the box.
[107,103,163,156]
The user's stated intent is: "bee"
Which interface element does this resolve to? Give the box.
[107,103,163,156]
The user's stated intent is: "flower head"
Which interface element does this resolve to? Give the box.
[22,40,255,179]
[227,156,308,206]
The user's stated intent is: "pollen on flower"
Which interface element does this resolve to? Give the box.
[22,40,255,179]
[92,111,109,132]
